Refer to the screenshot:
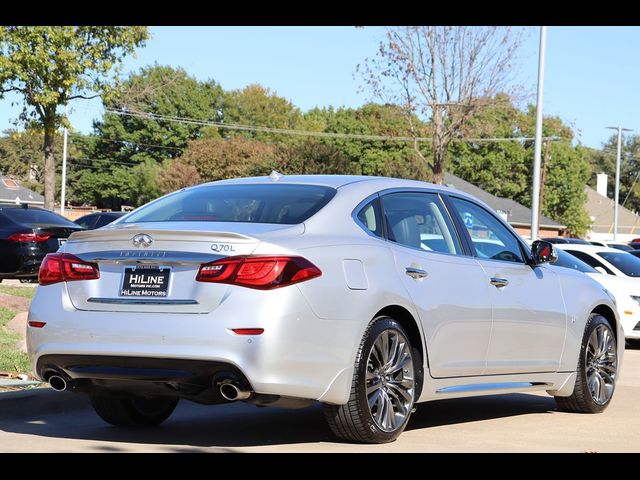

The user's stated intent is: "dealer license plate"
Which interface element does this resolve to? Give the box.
[120,265,171,298]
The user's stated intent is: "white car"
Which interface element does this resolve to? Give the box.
[27,175,623,444]
[555,244,640,279]
[552,249,640,340]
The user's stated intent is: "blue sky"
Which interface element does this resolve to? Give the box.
[1,26,639,149]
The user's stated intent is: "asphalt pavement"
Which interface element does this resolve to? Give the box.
[1,347,639,452]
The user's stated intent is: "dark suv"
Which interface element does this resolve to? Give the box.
[0,204,84,282]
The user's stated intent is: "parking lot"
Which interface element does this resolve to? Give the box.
[1,346,638,453]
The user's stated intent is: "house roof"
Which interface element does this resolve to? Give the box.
[0,176,44,205]
[585,185,640,234]
[443,173,566,231]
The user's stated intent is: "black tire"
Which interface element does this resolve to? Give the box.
[555,314,618,413]
[90,395,179,427]
[323,316,422,443]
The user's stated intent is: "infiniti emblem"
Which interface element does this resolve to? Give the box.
[132,233,153,248]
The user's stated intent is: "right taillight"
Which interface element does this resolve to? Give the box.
[196,255,321,289]
[39,253,100,286]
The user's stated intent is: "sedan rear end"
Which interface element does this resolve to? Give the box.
[0,205,84,280]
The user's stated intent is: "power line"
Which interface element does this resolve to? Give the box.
[104,108,565,144]
[67,133,183,151]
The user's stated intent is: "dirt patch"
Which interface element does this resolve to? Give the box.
[7,312,27,353]
[0,294,29,312]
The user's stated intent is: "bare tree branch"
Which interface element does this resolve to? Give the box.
[362,26,523,183]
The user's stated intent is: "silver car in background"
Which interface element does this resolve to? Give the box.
[27,175,623,443]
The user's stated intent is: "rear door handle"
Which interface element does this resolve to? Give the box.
[490,277,509,288]
[405,267,428,279]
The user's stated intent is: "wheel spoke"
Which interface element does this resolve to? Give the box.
[366,327,415,433]
[368,388,382,410]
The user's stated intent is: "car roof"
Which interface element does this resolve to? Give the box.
[0,204,45,210]
[211,174,455,192]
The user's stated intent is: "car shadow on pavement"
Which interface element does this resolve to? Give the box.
[0,392,560,450]
[406,393,558,431]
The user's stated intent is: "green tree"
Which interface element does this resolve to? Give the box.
[303,103,431,179]
[0,26,149,209]
[585,134,640,214]
[449,96,592,236]
[222,84,302,142]
[92,64,224,164]
[177,136,278,182]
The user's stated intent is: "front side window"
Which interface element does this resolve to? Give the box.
[450,197,524,263]
[123,184,337,225]
[380,192,462,255]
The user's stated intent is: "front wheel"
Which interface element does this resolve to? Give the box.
[90,395,179,427]
[555,314,618,413]
[323,316,420,443]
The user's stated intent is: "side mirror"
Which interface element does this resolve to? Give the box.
[531,240,557,265]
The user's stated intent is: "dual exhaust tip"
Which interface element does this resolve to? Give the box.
[46,372,251,401]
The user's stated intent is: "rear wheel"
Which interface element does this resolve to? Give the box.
[323,316,420,443]
[555,314,618,413]
[90,395,178,427]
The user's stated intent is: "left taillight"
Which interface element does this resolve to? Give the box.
[39,253,100,286]
[8,231,52,243]
[196,255,321,290]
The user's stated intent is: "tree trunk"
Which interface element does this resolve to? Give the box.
[432,142,448,185]
[43,112,56,211]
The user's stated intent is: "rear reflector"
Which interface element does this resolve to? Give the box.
[28,321,46,328]
[39,253,100,286]
[196,255,321,290]
[231,328,265,335]
[8,232,52,243]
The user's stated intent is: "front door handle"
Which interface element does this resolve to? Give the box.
[490,277,509,288]
[405,267,428,279]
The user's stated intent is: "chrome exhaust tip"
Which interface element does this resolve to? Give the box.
[48,375,67,392]
[219,381,251,401]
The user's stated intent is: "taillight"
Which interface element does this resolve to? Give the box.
[39,253,100,286]
[196,255,321,289]
[8,231,52,243]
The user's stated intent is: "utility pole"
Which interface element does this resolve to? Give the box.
[537,138,551,232]
[606,126,632,241]
[60,105,68,217]
[530,26,547,240]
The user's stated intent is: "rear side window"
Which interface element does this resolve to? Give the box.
[123,184,337,225]
[95,214,117,228]
[1,208,78,227]
[356,198,384,238]
[381,192,462,255]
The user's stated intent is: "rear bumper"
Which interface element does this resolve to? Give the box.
[36,354,249,404]
[27,282,360,405]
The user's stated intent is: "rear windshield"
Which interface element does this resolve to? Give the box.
[597,251,640,277]
[0,208,79,228]
[123,184,337,225]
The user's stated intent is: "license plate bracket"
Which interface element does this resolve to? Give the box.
[120,265,171,298]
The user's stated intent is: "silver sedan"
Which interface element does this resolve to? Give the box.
[27,174,623,443]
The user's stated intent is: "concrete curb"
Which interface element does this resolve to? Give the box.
[0,387,91,421]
